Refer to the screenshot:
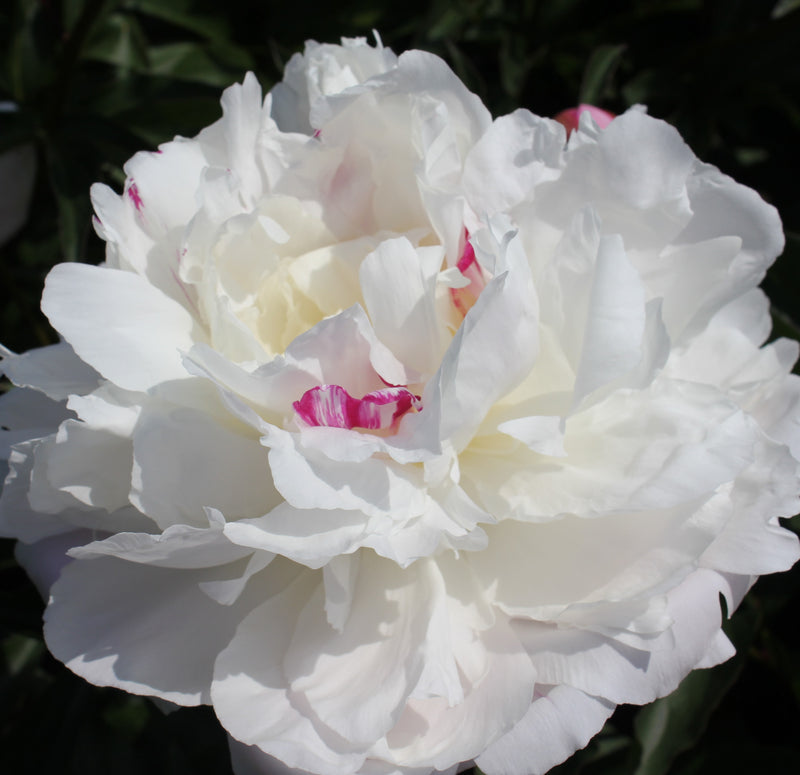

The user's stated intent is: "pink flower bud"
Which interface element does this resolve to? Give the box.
[553,103,615,135]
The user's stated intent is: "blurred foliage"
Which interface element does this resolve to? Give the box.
[1,0,800,773]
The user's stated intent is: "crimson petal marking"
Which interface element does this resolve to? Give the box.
[294,385,422,431]
[126,181,144,212]
[450,233,487,317]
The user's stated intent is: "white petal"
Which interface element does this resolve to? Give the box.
[212,569,367,775]
[289,305,410,391]
[429,227,538,451]
[44,556,249,704]
[571,235,647,406]
[185,342,319,424]
[69,511,252,569]
[468,497,715,619]
[224,503,371,569]
[0,444,146,543]
[497,415,565,456]
[15,529,95,598]
[475,685,614,775]
[0,342,100,400]
[312,50,490,150]
[42,263,202,391]
[597,110,694,210]
[131,398,280,528]
[121,140,208,236]
[515,568,739,705]
[463,110,564,215]
[533,111,694,254]
[656,236,753,340]
[263,425,426,520]
[699,441,800,574]
[90,175,200,314]
[694,629,736,669]
[323,552,360,631]
[679,161,784,274]
[28,419,133,513]
[382,616,535,770]
[464,380,758,522]
[218,72,268,207]
[270,37,398,134]
[360,238,444,376]
[0,387,72,459]
[284,555,431,748]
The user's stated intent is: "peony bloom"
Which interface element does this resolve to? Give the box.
[1,35,799,775]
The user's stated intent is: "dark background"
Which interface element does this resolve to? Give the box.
[1,1,799,772]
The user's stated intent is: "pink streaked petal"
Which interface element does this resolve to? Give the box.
[450,234,487,317]
[126,180,144,211]
[293,385,422,431]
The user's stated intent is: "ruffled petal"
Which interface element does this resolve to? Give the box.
[44,556,254,705]
[514,568,744,706]
[213,569,368,775]
[131,394,280,529]
[475,685,614,775]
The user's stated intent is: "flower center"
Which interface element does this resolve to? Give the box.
[293,384,422,431]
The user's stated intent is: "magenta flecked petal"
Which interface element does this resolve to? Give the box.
[450,232,488,317]
[293,384,421,430]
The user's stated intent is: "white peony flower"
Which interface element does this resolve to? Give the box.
[2,34,799,775]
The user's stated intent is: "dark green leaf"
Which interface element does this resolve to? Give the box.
[772,0,800,18]
[83,12,151,71]
[44,139,95,262]
[679,742,800,775]
[579,44,626,106]
[147,42,253,86]
[127,0,232,40]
